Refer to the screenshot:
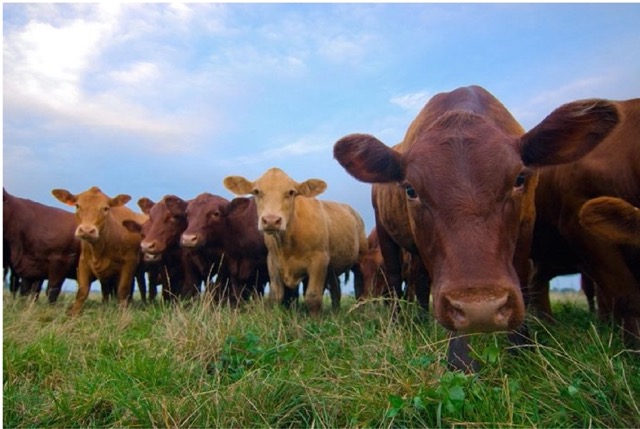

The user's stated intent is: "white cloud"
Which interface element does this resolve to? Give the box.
[390,91,432,112]
[110,62,160,85]
[225,137,332,167]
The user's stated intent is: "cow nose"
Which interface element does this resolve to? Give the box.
[76,225,98,240]
[181,233,200,247]
[443,291,520,333]
[261,214,282,230]
[141,240,157,253]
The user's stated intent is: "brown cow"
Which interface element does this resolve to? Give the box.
[224,167,368,315]
[3,188,79,302]
[580,196,640,246]
[52,186,148,315]
[333,85,618,371]
[532,97,640,347]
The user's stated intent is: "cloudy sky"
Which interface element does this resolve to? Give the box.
[3,3,640,288]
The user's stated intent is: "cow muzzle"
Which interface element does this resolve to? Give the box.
[141,240,163,254]
[75,224,99,241]
[439,287,524,333]
[260,214,284,233]
[181,233,202,247]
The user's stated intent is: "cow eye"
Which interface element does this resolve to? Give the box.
[405,185,418,200]
[514,172,527,189]
[288,189,296,197]
[102,206,109,213]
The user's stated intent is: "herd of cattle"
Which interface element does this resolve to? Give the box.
[4,86,639,371]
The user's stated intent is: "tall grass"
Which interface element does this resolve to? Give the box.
[3,291,639,428]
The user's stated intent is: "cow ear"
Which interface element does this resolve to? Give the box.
[137,197,155,214]
[122,219,142,233]
[520,99,618,167]
[224,176,254,196]
[334,134,404,183]
[579,197,640,245]
[165,195,188,216]
[297,179,327,198]
[52,189,77,206]
[109,194,131,207]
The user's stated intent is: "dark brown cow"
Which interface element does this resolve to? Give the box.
[178,193,230,300]
[122,195,189,301]
[3,188,79,302]
[217,197,270,303]
[531,98,640,347]
[52,186,148,315]
[334,85,618,370]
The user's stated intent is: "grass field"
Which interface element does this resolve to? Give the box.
[3,290,639,428]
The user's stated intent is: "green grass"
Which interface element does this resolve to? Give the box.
[3,291,639,428]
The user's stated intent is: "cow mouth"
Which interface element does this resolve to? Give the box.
[143,252,162,263]
[76,233,99,242]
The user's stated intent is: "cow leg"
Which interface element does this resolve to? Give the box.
[266,253,285,306]
[69,262,92,316]
[46,278,65,303]
[116,262,137,307]
[447,334,480,373]
[100,277,116,303]
[408,257,430,313]
[305,258,330,317]
[326,269,341,312]
[135,267,147,303]
[528,265,554,321]
[376,224,404,302]
[581,275,596,314]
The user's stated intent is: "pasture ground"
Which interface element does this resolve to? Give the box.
[3,290,639,428]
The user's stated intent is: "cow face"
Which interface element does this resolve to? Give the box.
[334,99,618,334]
[224,167,326,234]
[52,186,131,243]
[136,196,188,258]
[180,193,228,248]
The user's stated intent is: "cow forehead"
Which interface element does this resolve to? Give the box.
[76,189,109,207]
[256,168,297,192]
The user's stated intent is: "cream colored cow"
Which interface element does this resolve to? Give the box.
[224,167,367,315]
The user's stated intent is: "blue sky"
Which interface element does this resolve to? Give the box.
[4,3,640,290]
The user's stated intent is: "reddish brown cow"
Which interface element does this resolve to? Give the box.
[52,186,148,315]
[3,188,79,302]
[531,98,640,347]
[334,85,618,370]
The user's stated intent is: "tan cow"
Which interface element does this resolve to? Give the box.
[224,167,368,315]
[52,186,148,315]
[580,196,640,246]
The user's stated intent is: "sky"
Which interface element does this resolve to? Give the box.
[4,3,640,291]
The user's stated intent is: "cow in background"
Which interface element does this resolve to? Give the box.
[334,85,618,371]
[580,196,640,246]
[52,186,148,315]
[224,167,367,316]
[531,97,640,347]
[3,188,79,302]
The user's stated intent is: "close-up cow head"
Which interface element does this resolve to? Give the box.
[334,96,618,334]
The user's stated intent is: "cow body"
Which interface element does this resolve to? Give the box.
[52,186,148,315]
[3,188,79,302]
[224,168,367,315]
[531,99,640,345]
[333,85,618,370]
